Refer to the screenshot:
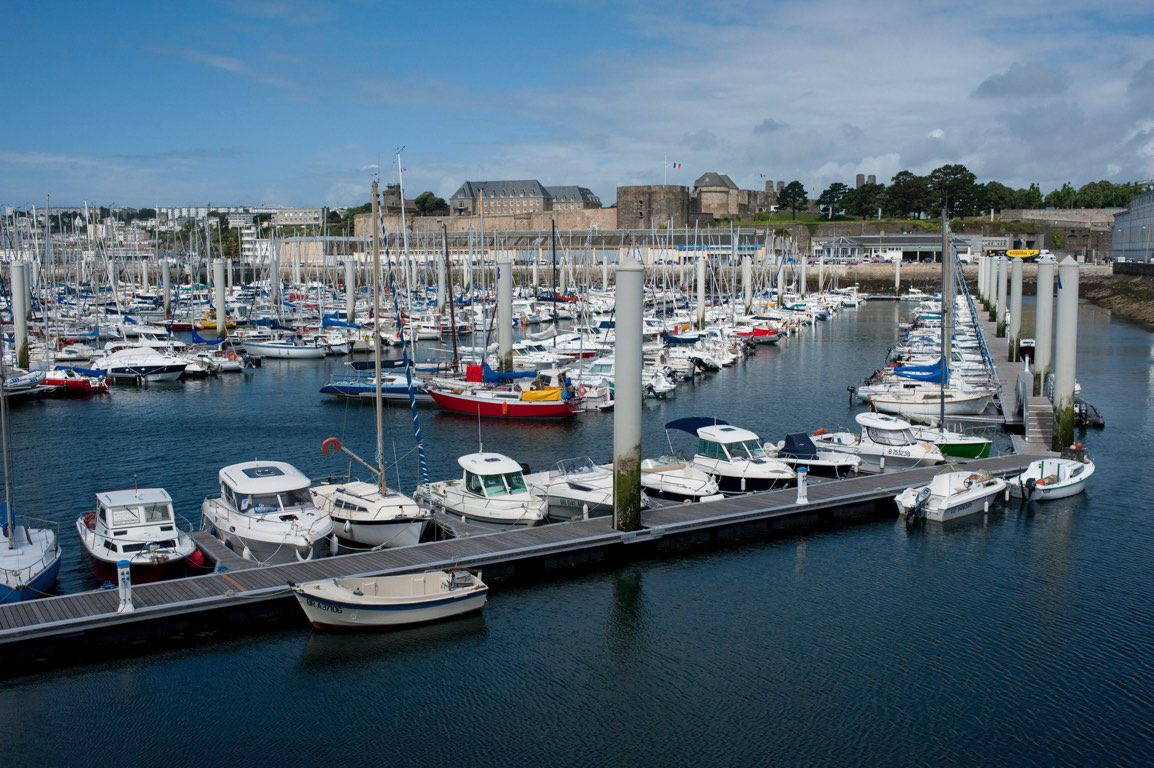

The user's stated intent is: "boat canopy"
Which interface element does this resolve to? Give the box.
[665,416,730,436]
[777,433,820,460]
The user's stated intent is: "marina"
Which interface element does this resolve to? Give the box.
[0,254,1064,659]
[1,262,1150,767]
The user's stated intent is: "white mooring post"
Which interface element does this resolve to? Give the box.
[795,466,809,505]
[116,560,134,614]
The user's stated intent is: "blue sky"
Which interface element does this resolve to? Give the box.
[3,0,1153,210]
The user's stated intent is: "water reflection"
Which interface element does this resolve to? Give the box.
[297,611,489,671]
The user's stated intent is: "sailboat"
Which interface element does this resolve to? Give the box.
[0,358,62,603]
[310,180,431,551]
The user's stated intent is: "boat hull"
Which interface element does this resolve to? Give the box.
[0,526,62,604]
[332,517,428,550]
[428,389,580,419]
[292,572,488,630]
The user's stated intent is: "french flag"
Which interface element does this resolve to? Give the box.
[671,162,682,169]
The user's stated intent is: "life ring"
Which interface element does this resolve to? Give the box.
[226,352,238,361]
[84,512,96,529]
[321,437,342,455]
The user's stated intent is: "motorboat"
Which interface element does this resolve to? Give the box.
[76,487,203,583]
[415,452,547,528]
[43,366,109,395]
[524,456,649,522]
[665,417,796,494]
[91,345,188,382]
[638,455,725,502]
[811,412,944,471]
[894,468,1007,523]
[1007,447,1095,501]
[290,569,488,630]
[766,432,862,478]
[311,437,431,550]
[200,460,336,565]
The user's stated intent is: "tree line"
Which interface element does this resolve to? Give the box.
[774,165,1150,220]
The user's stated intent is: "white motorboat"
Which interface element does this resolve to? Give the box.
[76,487,202,583]
[524,456,649,522]
[665,417,795,494]
[290,569,488,630]
[894,468,1007,523]
[1007,448,1095,501]
[91,345,188,382]
[415,452,547,528]
[201,460,336,565]
[811,412,945,471]
[638,455,724,502]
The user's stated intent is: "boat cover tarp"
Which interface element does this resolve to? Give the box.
[778,432,820,460]
[52,365,105,377]
[191,328,226,346]
[665,416,729,435]
[481,361,536,383]
[253,318,295,330]
[351,358,408,371]
[521,388,563,402]
[322,314,361,329]
[662,331,701,345]
[893,358,949,384]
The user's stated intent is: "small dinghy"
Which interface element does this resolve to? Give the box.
[1007,444,1095,501]
[290,569,488,630]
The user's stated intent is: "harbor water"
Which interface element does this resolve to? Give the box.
[2,300,1152,766]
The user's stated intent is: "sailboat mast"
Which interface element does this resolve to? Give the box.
[443,224,459,373]
[940,207,951,430]
[1,355,14,550]
[372,181,386,493]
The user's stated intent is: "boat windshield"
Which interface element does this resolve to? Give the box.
[243,487,312,514]
[866,426,915,446]
[479,471,527,497]
[725,439,768,460]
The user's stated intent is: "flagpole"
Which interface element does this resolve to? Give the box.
[664,155,668,186]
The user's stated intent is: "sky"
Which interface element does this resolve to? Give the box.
[3,0,1154,211]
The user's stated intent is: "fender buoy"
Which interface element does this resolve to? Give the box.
[321,436,342,455]
[226,352,238,361]
[84,512,96,529]
[502,402,509,416]
[813,427,828,436]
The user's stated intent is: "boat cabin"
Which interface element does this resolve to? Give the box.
[459,453,530,498]
[92,488,180,553]
[218,461,315,517]
[855,412,918,446]
[697,424,768,462]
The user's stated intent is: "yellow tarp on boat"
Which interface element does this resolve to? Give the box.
[521,387,563,402]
